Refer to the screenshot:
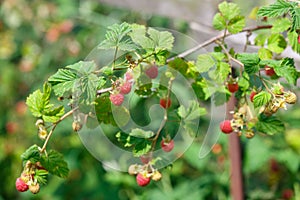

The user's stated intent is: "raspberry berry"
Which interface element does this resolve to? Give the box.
[161,139,174,152]
[145,65,158,79]
[109,93,124,106]
[250,91,257,102]
[160,98,172,109]
[136,173,151,187]
[16,178,29,192]
[298,35,300,44]
[227,82,239,93]
[219,120,233,134]
[265,66,276,76]
[119,82,132,94]
[125,71,133,81]
[140,153,152,164]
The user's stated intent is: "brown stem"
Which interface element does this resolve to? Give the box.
[167,25,272,62]
[227,94,244,200]
[40,107,79,153]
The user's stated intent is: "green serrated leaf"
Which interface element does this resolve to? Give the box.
[95,95,116,125]
[129,24,154,49]
[271,18,291,33]
[238,73,250,91]
[258,48,273,60]
[212,13,226,31]
[274,58,299,85]
[43,105,64,122]
[254,34,268,47]
[98,22,137,51]
[41,150,69,178]
[129,128,154,139]
[237,53,260,74]
[209,62,231,82]
[48,69,77,97]
[196,54,216,73]
[257,0,292,17]
[227,15,245,34]
[256,115,285,135]
[35,169,48,185]
[253,91,272,108]
[290,6,300,31]
[178,100,206,121]
[26,90,44,117]
[218,1,241,21]
[267,33,287,54]
[133,140,152,157]
[21,145,41,164]
[148,28,174,51]
[288,31,300,54]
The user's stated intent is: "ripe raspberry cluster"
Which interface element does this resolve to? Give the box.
[15,161,45,194]
[128,162,162,187]
[109,71,134,106]
[220,83,297,138]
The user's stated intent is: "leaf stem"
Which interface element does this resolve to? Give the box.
[40,107,79,153]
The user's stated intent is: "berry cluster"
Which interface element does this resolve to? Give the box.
[220,82,297,138]
[262,85,297,116]
[109,71,134,106]
[128,161,162,187]
[15,161,46,194]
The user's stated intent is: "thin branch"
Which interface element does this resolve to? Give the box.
[167,25,272,63]
[40,107,79,153]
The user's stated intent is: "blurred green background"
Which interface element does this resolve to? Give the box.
[1,0,300,199]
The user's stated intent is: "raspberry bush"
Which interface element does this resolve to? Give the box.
[15,0,300,198]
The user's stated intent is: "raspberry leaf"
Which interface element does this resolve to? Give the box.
[257,0,292,18]
[98,22,137,51]
[237,53,260,75]
[287,31,300,54]
[26,83,64,123]
[21,145,41,165]
[49,61,99,105]
[267,33,287,54]
[274,58,299,85]
[253,91,271,108]
[35,169,48,185]
[40,150,69,178]
[256,115,285,135]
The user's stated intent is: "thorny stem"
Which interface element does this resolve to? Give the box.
[40,107,79,153]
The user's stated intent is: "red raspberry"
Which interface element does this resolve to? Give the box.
[227,83,239,93]
[219,120,233,134]
[264,66,276,76]
[161,139,174,152]
[125,71,133,81]
[16,178,29,192]
[140,153,152,164]
[136,173,151,187]
[282,189,293,200]
[298,35,300,44]
[145,65,158,79]
[160,98,171,109]
[250,91,257,102]
[109,93,124,106]
[120,82,132,94]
